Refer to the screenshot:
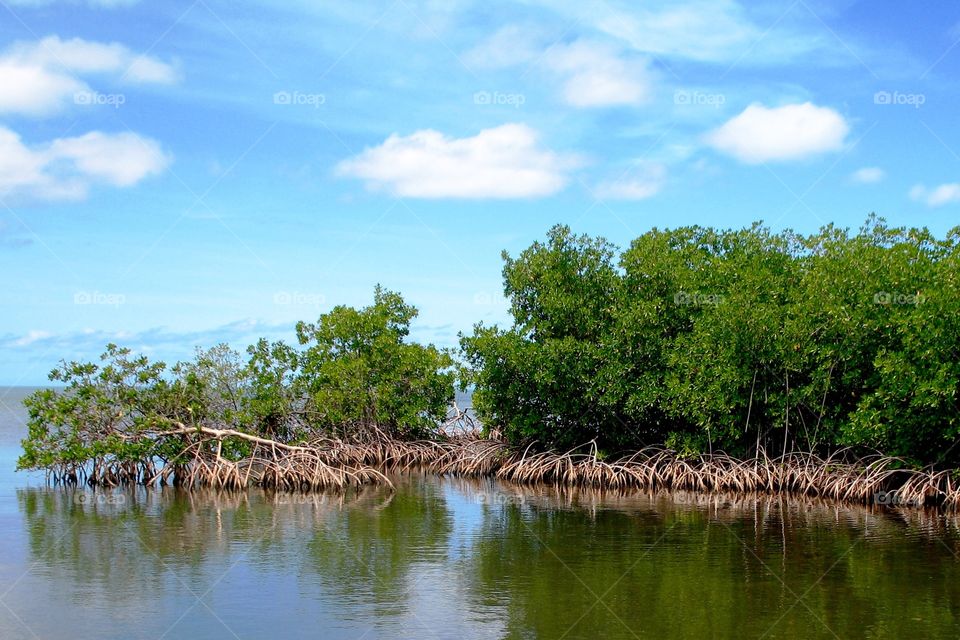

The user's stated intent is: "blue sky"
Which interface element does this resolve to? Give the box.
[1,0,959,385]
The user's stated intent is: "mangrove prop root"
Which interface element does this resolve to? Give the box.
[40,424,960,509]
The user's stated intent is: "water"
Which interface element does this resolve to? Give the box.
[2,387,960,639]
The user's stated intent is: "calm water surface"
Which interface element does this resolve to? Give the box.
[2,386,960,639]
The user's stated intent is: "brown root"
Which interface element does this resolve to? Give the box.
[44,422,960,510]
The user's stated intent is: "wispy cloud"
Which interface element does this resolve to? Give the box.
[2,320,293,358]
[468,30,653,108]
[850,167,885,184]
[594,163,666,200]
[10,330,52,347]
[528,0,831,65]
[6,0,139,6]
[464,23,546,69]
[544,40,653,108]
[910,183,960,207]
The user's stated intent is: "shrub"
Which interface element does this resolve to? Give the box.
[294,286,454,438]
[461,218,960,465]
[18,287,455,477]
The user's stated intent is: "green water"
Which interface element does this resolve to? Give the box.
[2,388,960,638]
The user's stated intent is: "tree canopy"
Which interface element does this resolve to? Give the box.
[19,218,960,482]
[462,217,960,466]
[18,287,454,480]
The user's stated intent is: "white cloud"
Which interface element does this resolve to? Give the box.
[910,183,960,207]
[595,163,665,200]
[545,40,652,107]
[0,35,177,116]
[336,124,579,199]
[0,60,85,117]
[122,55,177,83]
[704,102,849,163]
[0,126,171,201]
[50,131,170,187]
[9,36,179,82]
[16,37,133,74]
[11,330,52,347]
[850,167,885,184]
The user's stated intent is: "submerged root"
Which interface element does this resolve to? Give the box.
[479,445,960,510]
[415,441,960,510]
[43,424,960,510]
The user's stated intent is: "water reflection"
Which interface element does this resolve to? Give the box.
[9,478,960,639]
[455,483,960,639]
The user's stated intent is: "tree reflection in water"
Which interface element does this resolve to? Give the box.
[13,478,960,639]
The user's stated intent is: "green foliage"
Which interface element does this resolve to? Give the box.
[18,344,180,474]
[462,218,960,466]
[294,286,454,438]
[462,227,631,449]
[21,222,960,476]
[245,337,303,441]
[19,288,455,476]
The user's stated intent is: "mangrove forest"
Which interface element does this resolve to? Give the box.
[18,216,960,508]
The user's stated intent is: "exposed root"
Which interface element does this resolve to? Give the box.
[298,435,960,510]
[42,422,960,510]
[47,423,393,492]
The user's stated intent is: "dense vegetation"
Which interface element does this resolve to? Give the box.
[18,286,454,481]
[18,217,960,489]
[462,217,960,467]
